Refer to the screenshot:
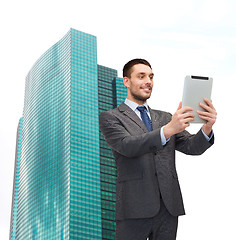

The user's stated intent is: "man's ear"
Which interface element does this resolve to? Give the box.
[123,77,130,88]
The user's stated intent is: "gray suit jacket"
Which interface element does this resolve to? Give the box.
[99,103,214,220]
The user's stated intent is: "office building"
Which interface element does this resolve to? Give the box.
[10,28,126,240]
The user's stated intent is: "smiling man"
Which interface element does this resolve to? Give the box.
[123,62,154,103]
[99,58,217,240]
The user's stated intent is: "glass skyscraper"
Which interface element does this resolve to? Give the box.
[10,28,126,240]
[10,118,23,240]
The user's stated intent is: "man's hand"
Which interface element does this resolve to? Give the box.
[197,98,217,137]
[163,102,195,139]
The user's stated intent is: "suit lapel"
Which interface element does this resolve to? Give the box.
[149,107,162,130]
[118,103,148,132]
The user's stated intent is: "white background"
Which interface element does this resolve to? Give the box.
[0,0,236,239]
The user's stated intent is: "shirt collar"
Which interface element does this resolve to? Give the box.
[124,98,149,113]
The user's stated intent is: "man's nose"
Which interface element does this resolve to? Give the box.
[145,76,152,84]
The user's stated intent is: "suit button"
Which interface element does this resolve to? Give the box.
[150,146,157,151]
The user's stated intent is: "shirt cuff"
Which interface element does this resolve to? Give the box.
[201,128,213,141]
[160,126,170,146]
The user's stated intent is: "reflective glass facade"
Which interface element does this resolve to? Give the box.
[16,30,71,239]
[98,65,117,240]
[10,28,126,240]
[10,118,23,240]
[114,77,127,106]
[70,29,102,239]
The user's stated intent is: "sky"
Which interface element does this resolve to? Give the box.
[0,0,236,239]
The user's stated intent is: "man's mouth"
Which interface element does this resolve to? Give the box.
[142,87,152,92]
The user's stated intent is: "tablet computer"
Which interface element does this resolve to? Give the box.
[182,75,213,123]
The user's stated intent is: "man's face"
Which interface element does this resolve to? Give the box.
[124,64,154,104]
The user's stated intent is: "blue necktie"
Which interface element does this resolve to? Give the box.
[137,106,153,132]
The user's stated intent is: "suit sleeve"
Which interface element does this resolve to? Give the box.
[162,111,214,155]
[99,111,164,158]
[175,128,214,155]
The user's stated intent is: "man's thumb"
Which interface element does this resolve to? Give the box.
[177,102,182,111]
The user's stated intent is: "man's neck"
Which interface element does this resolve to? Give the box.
[126,96,147,106]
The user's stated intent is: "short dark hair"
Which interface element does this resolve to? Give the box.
[123,58,152,78]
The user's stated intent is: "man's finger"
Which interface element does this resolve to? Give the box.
[180,106,194,113]
[182,112,195,119]
[177,102,182,111]
[200,102,215,113]
[204,98,216,110]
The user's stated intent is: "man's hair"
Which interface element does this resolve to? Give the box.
[123,58,152,78]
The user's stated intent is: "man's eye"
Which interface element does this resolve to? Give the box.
[139,75,144,79]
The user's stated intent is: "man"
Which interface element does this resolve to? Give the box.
[99,59,216,240]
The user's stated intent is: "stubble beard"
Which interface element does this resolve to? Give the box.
[131,91,151,103]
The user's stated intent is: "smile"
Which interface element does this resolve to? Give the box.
[142,87,152,92]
